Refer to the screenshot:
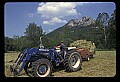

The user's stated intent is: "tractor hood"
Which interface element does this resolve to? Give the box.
[39,49,50,51]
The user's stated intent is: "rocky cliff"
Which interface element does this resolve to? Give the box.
[65,16,95,27]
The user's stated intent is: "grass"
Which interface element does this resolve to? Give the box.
[4,51,116,77]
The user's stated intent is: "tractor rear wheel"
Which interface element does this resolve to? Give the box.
[31,58,52,77]
[64,50,82,72]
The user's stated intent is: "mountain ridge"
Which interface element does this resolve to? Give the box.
[64,16,96,27]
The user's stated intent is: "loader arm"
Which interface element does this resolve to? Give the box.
[10,48,40,76]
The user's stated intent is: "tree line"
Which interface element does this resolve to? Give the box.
[4,10,116,52]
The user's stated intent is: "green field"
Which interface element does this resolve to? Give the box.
[4,51,116,77]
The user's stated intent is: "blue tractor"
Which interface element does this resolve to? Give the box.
[10,37,82,77]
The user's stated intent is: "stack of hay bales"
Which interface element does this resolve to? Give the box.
[70,40,96,55]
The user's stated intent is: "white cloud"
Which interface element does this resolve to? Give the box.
[37,2,103,25]
[37,2,79,18]
[37,2,80,25]
[43,17,67,25]
[39,2,45,6]
[48,29,53,32]
[76,2,103,6]
[28,13,34,18]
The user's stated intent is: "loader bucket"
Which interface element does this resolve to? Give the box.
[10,65,18,76]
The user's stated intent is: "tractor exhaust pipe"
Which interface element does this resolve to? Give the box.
[39,36,44,48]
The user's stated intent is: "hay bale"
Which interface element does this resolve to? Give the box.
[70,40,96,54]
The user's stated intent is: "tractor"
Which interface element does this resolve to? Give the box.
[10,37,82,77]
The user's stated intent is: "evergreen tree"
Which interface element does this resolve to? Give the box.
[24,23,44,48]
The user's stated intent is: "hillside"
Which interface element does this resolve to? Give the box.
[45,16,104,48]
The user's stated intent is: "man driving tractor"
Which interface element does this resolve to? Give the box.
[55,41,65,62]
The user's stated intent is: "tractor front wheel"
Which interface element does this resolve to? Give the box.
[31,58,53,77]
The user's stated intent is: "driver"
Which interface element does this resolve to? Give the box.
[56,41,65,61]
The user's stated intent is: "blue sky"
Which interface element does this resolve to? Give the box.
[4,2,116,38]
